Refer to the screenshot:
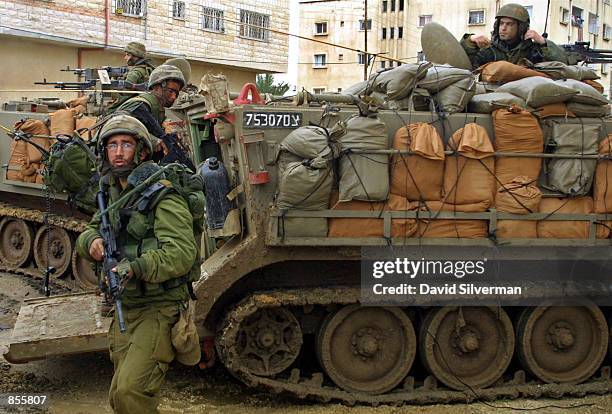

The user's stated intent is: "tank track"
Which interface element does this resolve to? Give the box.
[217,288,612,406]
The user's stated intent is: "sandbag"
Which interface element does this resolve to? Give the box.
[497,77,578,108]
[468,92,527,113]
[492,107,544,184]
[6,140,28,181]
[495,176,541,238]
[328,195,417,238]
[75,116,97,141]
[479,61,549,83]
[418,65,473,93]
[279,218,328,237]
[534,61,600,81]
[277,159,333,210]
[50,108,76,137]
[367,62,431,100]
[279,124,343,162]
[566,102,610,118]
[556,79,609,106]
[339,115,389,202]
[593,135,612,213]
[67,95,89,108]
[537,197,609,239]
[344,81,367,96]
[390,122,444,201]
[14,119,51,163]
[540,121,600,196]
[534,103,575,119]
[583,79,604,94]
[415,201,488,238]
[443,124,495,205]
[434,76,476,114]
[475,82,499,95]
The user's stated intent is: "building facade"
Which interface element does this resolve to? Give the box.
[0,0,289,102]
[298,0,612,96]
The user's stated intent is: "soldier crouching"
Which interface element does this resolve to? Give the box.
[75,114,199,413]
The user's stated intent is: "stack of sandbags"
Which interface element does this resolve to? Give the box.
[328,195,417,238]
[432,72,476,114]
[366,62,432,101]
[50,108,78,137]
[66,95,89,115]
[593,135,612,213]
[6,119,51,183]
[443,123,495,206]
[415,201,489,238]
[277,124,343,236]
[497,77,578,108]
[390,122,444,201]
[479,61,550,84]
[539,120,599,196]
[339,115,389,202]
[492,106,544,186]
[418,65,473,93]
[495,176,541,238]
[475,82,499,95]
[538,197,609,239]
[555,79,610,119]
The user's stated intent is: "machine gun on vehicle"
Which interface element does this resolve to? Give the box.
[561,41,612,64]
[35,66,146,91]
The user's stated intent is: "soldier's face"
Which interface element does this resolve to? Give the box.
[162,80,182,107]
[498,18,519,41]
[107,134,137,168]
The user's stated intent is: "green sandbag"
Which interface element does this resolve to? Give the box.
[539,121,600,196]
[468,92,527,113]
[418,64,473,93]
[497,77,578,107]
[566,102,611,118]
[556,79,610,106]
[534,61,600,81]
[339,115,389,202]
[279,124,343,162]
[277,158,333,210]
[279,217,328,237]
[434,76,476,114]
[366,62,432,100]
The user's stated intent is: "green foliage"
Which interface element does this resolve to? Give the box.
[256,74,290,96]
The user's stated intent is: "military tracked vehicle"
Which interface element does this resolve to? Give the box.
[3,82,612,406]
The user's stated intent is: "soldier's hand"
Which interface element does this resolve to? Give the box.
[89,238,104,261]
[469,34,491,48]
[524,30,546,45]
[155,140,169,155]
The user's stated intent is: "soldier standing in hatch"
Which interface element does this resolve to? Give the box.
[460,3,569,69]
[76,114,198,413]
[122,42,155,85]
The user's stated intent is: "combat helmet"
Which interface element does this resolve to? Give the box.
[164,57,192,85]
[496,3,530,23]
[148,64,186,90]
[98,114,153,165]
[124,42,147,59]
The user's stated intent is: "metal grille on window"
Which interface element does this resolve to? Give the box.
[115,0,144,17]
[469,10,484,25]
[240,9,270,41]
[173,1,185,19]
[202,6,224,32]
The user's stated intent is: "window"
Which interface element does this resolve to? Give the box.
[398,26,403,38]
[560,7,570,24]
[382,28,387,39]
[399,0,404,11]
[391,0,395,12]
[381,61,386,69]
[340,21,344,27]
[338,54,344,61]
[114,0,145,17]
[172,1,185,19]
[358,53,366,65]
[390,27,395,39]
[314,54,327,68]
[417,51,425,62]
[202,7,224,33]
[589,13,599,35]
[572,7,584,27]
[602,64,609,74]
[524,5,533,20]
[418,15,432,27]
[315,22,328,35]
[605,24,611,40]
[239,9,270,41]
[359,19,372,31]
[382,0,387,13]
[605,0,611,5]
[468,9,485,25]
[313,88,326,94]
[337,88,342,92]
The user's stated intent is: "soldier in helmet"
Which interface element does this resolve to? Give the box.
[76,114,197,413]
[122,42,155,85]
[460,3,569,69]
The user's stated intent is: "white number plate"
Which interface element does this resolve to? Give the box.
[243,112,302,129]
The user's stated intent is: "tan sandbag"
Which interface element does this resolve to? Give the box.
[75,116,97,141]
[6,140,29,181]
[594,135,612,213]
[328,195,417,238]
[443,124,495,205]
[584,79,604,94]
[14,119,51,163]
[415,201,488,238]
[495,176,541,238]
[390,123,444,201]
[73,104,87,115]
[67,95,89,108]
[538,197,597,239]
[534,103,575,119]
[492,107,544,185]
[50,108,76,137]
[479,61,549,83]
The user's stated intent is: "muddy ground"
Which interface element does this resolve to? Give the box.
[0,271,611,414]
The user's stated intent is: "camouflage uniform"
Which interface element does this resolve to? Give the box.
[108,42,155,110]
[460,3,570,69]
[75,115,197,414]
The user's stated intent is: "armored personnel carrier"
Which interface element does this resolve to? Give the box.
[3,70,612,406]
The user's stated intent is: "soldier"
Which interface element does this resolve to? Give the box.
[122,42,155,85]
[460,3,569,69]
[75,114,198,413]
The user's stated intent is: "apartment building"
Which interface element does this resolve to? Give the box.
[0,0,289,102]
[298,0,612,96]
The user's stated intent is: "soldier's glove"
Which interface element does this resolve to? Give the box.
[115,259,134,281]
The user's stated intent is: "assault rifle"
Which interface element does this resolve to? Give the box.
[159,132,196,172]
[561,41,612,64]
[35,66,146,91]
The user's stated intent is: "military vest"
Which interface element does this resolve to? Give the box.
[129,92,166,126]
